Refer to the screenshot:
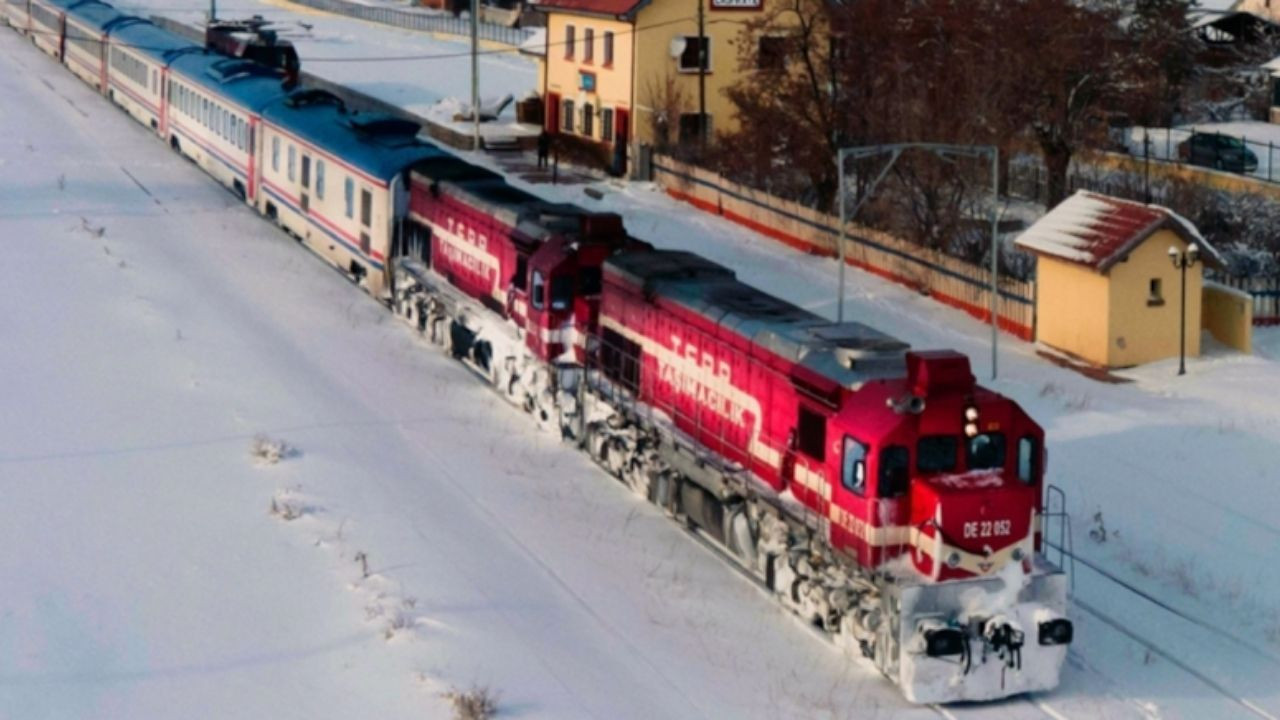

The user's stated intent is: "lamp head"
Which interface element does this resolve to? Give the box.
[1188,242,1200,264]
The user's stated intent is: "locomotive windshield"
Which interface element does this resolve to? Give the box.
[965,432,1006,470]
[917,435,957,473]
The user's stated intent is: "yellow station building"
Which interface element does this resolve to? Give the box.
[1016,191,1239,368]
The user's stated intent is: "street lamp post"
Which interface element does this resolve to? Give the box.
[1168,243,1200,376]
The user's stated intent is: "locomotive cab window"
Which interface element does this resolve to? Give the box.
[1017,436,1038,484]
[841,436,867,495]
[917,435,957,473]
[531,270,546,310]
[879,445,909,498]
[796,406,826,462]
[966,432,1006,471]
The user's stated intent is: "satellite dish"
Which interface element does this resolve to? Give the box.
[669,37,686,58]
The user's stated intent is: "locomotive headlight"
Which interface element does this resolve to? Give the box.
[1011,547,1025,562]
[964,422,979,438]
[945,551,961,568]
[1038,618,1074,646]
[964,406,979,422]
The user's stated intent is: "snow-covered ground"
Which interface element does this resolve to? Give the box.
[5,1,1280,717]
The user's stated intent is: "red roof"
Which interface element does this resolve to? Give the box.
[1015,191,1221,271]
[531,0,648,18]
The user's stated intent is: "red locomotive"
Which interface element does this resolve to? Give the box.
[392,166,1072,703]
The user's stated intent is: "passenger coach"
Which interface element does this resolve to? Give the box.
[167,54,288,202]
[27,0,66,58]
[106,21,196,133]
[3,0,28,30]
[258,90,445,297]
[61,1,126,91]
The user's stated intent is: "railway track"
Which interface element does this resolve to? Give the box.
[1046,541,1280,720]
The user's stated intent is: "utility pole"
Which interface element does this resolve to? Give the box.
[210,0,216,21]
[990,147,999,381]
[471,0,480,151]
[697,0,706,152]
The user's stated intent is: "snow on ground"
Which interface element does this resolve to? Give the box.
[0,26,951,720]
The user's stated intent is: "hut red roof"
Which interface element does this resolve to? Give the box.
[1015,191,1221,271]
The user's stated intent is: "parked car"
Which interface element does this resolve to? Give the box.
[1177,132,1259,173]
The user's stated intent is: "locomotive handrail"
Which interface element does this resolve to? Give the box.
[1042,483,1074,589]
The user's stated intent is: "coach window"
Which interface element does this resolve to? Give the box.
[202,98,209,126]
[917,435,957,473]
[531,270,546,309]
[1017,436,1038,484]
[841,437,867,495]
[344,178,354,218]
[796,405,826,462]
[360,188,372,227]
[316,160,325,199]
[271,136,280,172]
[878,445,909,498]
[301,156,311,189]
[151,69,157,94]
[288,146,296,181]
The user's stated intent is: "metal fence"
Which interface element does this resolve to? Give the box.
[1006,162,1161,207]
[1118,126,1280,186]
[287,0,535,46]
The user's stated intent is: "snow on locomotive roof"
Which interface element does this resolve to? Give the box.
[607,250,909,387]
[261,90,448,181]
[108,18,199,61]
